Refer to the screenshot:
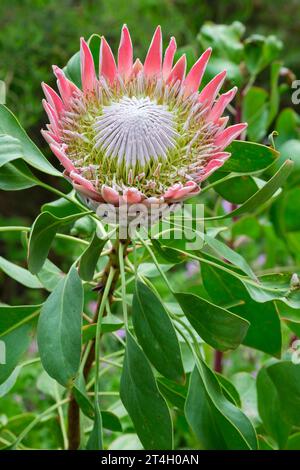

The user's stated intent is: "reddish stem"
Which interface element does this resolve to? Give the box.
[213,350,223,373]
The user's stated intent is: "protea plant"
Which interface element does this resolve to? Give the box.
[1,15,296,453]
[41,25,247,213]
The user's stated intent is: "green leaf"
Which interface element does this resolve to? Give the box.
[101,411,122,433]
[204,234,257,280]
[120,331,173,450]
[64,51,81,88]
[245,272,300,308]
[219,141,279,173]
[0,105,60,176]
[73,374,94,419]
[215,373,241,407]
[231,372,259,426]
[175,292,249,351]
[212,175,259,204]
[28,211,85,274]
[256,366,291,448]
[276,108,300,147]
[42,195,81,218]
[108,434,143,451]
[215,160,293,220]
[286,433,300,450]
[132,281,184,382]
[151,238,184,264]
[278,139,300,171]
[0,325,32,385]
[79,234,107,281]
[157,377,187,410]
[86,405,103,450]
[0,366,20,397]
[201,263,282,356]
[245,34,282,76]
[268,61,281,126]
[199,22,245,65]
[82,315,124,342]
[37,259,64,291]
[64,34,100,88]
[272,187,300,234]
[0,135,23,168]
[37,266,83,386]
[0,159,38,191]
[185,361,257,450]
[242,87,269,141]
[0,256,43,289]
[0,304,40,336]
[267,361,300,426]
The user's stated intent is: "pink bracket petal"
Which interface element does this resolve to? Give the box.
[167,55,187,84]
[132,58,143,76]
[80,38,97,94]
[118,24,133,79]
[41,130,61,145]
[198,154,231,182]
[101,185,120,205]
[144,26,162,78]
[162,37,177,80]
[42,83,64,116]
[99,37,117,84]
[208,87,237,122]
[198,70,227,106]
[52,66,80,106]
[163,183,182,199]
[42,99,60,135]
[184,48,212,95]
[214,123,248,149]
[50,144,76,173]
[123,187,143,204]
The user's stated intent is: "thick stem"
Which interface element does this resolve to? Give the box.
[67,237,129,450]
[67,396,80,450]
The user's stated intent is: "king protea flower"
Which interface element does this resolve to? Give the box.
[42,25,247,211]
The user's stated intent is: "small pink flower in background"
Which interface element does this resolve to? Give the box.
[185,260,200,278]
[42,25,247,210]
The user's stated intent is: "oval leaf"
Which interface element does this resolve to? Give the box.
[185,361,257,450]
[0,159,38,191]
[220,141,279,173]
[28,211,84,274]
[79,233,107,281]
[0,105,60,176]
[132,281,184,382]
[120,331,173,450]
[37,266,83,386]
[175,292,249,351]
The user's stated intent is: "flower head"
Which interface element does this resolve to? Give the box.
[42,25,247,210]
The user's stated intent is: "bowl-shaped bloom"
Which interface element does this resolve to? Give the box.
[42,25,247,210]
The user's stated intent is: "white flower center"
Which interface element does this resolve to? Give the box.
[94,96,178,169]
